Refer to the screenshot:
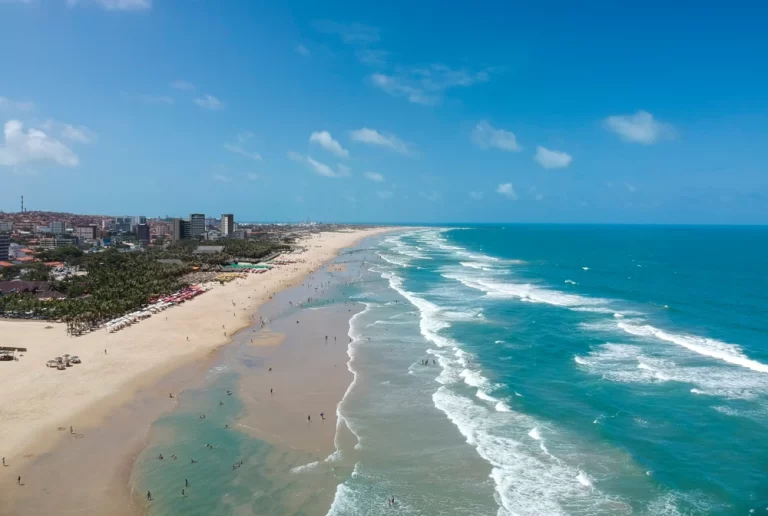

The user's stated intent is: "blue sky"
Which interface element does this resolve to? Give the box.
[0,1,766,224]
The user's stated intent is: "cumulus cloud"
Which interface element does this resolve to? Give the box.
[472,121,521,151]
[603,110,673,144]
[534,146,572,169]
[296,44,310,57]
[312,20,380,44]
[225,132,261,161]
[349,127,409,154]
[0,96,35,112]
[66,0,151,10]
[364,171,384,182]
[0,119,80,167]
[496,183,517,199]
[289,152,348,178]
[309,130,349,158]
[194,94,225,111]
[170,80,196,91]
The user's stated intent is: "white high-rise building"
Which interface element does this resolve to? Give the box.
[220,214,234,237]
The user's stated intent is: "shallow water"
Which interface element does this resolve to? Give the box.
[134,226,768,515]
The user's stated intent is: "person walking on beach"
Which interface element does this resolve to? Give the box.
[182,489,185,497]
[2,457,5,466]
[17,476,21,485]
[185,479,188,487]
[308,414,311,422]
[147,491,152,501]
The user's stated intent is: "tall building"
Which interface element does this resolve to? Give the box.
[75,225,98,241]
[221,214,234,237]
[0,233,9,261]
[50,221,66,235]
[0,221,12,232]
[190,213,206,238]
[136,224,150,246]
[172,218,191,242]
[131,216,147,231]
[114,216,132,233]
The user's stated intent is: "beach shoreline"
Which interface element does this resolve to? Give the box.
[0,227,399,515]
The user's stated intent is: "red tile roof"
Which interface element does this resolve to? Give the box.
[0,261,14,268]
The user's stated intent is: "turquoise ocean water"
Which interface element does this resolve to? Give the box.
[137,225,768,515]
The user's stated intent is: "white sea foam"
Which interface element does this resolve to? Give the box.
[443,273,610,311]
[576,471,593,488]
[460,261,485,270]
[460,368,490,388]
[577,343,768,400]
[290,461,319,474]
[477,390,499,403]
[617,322,768,374]
[495,340,505,344]
[565,279,577,285]
[433,387,628,515]
[582,267,590,271]
[528,427,541,440]
[495,401,512,412]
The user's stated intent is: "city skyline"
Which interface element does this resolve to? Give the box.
[1,2,767,224]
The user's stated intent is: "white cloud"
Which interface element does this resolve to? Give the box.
[194,94,225,111]
[247,173,261,181]
[309,130,349,158]
[357,49,389,67]
[472,121,521,151]
[307,156,338,177]
[349,127,409,154]
[371,64,491,105]
[364,171,384,182]
[66,0,151,10]
[213,173,231,183]
[496,183,517,199]
[225,132,261,161]
[377,190,393,199]
[289,151,347,178]
[603,110,673,144]
[296,44,310,57]
[61,124,95,144]
[0,119,80,167]
[420,191,440,202]
[371,74,438,105]
[312,20,380,44]
[469,191,483,200]
[534,146,572,169]
[170,80,196,91]
[0,96,35,112]
[137,94,174,105]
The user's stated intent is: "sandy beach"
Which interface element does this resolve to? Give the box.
[0,227,395,514]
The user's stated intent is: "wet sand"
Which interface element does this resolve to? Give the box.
[0,233,385,515]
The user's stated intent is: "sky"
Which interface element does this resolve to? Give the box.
[0,1,767,224]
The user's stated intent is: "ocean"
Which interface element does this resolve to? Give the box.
[135,225,768,515]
